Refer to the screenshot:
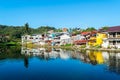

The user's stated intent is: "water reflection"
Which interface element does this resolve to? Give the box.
[21,47,120,74]
[1,46,120,75]
[21,47,71,60]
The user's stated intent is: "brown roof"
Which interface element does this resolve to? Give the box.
[107,26,120,32]
[81,31,97,36]
[81,32,91,36]
[74,40,87,44]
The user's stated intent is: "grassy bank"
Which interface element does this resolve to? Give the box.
[0,42,21,46]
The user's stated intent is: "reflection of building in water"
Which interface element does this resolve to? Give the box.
[72,50,120,74]
[107,52,120,74]
[87,51,104,65]
[21,47,120,74]
[72,50,104,65]
[21,47,72,60]
[80,50,120,74]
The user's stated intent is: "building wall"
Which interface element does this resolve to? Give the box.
[88,33,107,46]
[102,32,120,49]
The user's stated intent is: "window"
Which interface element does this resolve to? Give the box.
[117,32,120,35]
[25,37,27,39]
[30,37,33,39]
[117,41,120,43]
[113,41,116,45]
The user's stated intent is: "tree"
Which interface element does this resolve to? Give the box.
[24,23,30,34]
[37,26,56,34]
[101,26,109,30]
[85,27,96,31]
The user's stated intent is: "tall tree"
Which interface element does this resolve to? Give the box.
[24,23,30,34]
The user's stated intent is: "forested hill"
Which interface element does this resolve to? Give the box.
[0,23,56,40]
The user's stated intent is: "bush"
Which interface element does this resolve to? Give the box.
[65,44,72,46]
[80,45,86,48]
[60,44,72,47]
[94,45,101,48]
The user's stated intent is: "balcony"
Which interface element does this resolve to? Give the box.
[109,35,120,38]
[117,35,120,38]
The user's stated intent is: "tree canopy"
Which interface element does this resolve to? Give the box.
[0,24,56,41]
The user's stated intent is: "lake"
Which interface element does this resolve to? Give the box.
[0,46,120,80]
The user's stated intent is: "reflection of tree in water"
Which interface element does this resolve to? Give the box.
[24,55,29,68]
[0,46,23,60]
[0,46,30,68]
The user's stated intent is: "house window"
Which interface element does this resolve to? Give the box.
[109,41,113,45]
[117,32,120,35]
[113,33,116,37]
[113,41,116,45]
[25,37,27,39]
[117,41,120,43]
[30,37,33,39]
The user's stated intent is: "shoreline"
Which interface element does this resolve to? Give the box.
[38,45,120,52]
[54,46,120,52]
[2,42,120,52]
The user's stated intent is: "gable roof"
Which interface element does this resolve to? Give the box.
[81,32,91,36]
[107,26,120,32]
[99,26,120,32]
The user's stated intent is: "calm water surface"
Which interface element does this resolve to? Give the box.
[0,46,120,80]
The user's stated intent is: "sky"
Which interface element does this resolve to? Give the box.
[0,0,120,29]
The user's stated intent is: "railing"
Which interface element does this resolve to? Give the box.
[117,35,120,38]
[109,35,120,38]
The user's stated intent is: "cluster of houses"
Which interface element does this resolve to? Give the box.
[22,26,120,49]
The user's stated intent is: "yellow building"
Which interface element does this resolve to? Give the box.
[88,33,107,46]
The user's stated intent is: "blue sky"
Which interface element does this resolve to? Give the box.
[0,0,120,29]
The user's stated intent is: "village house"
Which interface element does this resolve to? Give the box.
[21,34,46,45]
[73,31,96,45]
[50,32,71,46]
[102,26,120,48]
[88,31,107,47]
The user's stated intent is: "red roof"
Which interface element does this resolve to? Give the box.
[81,32,90,35]
[45,40,52,43]
[74,40,87,45]
[81,31,97,36]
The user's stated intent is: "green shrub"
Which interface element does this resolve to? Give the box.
[94,45,101,48]
[80,45,86,48]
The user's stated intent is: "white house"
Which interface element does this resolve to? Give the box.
[101,26,120,49]
[60,33,71,45]
[21,34,45,45]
